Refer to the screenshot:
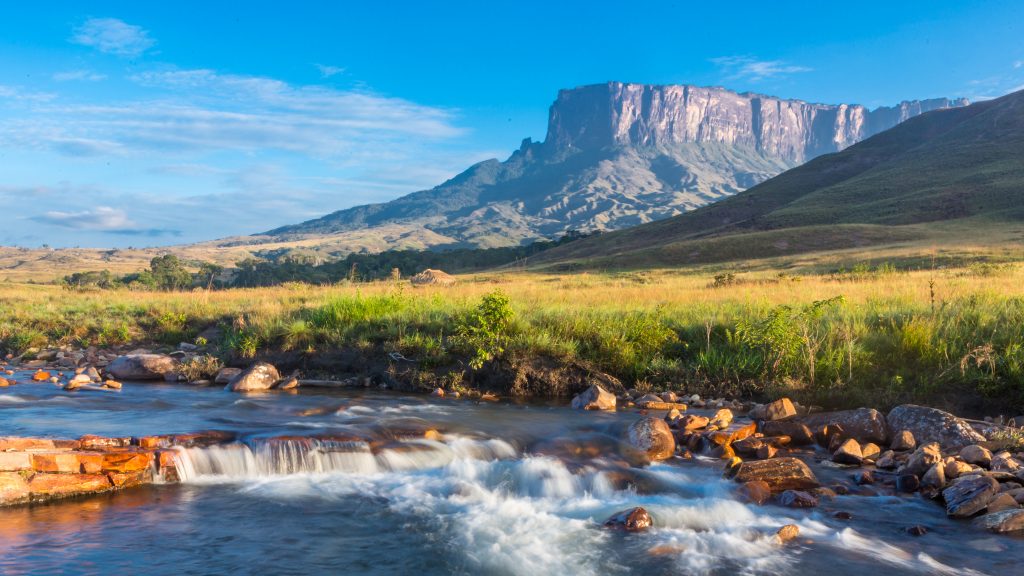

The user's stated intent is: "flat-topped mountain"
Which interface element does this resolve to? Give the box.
[262,82,968,251]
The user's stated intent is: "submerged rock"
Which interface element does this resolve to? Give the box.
[886,405,985,448]
[738,480,771,505]
[603,506,653,532]
[106,354,177,380]
[571,384,617,411]
[775,524,800,544]
[225,362,281,392]
[627,417,675,461]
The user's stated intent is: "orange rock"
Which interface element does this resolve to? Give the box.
[136,436,170,450]
[78,453,104,474]
[729,422,758,443]
[0,452,32,471]
[738,480,772,505]
[0,437,59,451]
[0,472,30,504]
[157,450,178,468]
[0,377,9,387]
[31,370,51,382]
[79,435,133,450]
[707,431,732,446]
[31,452,83,473]
[101,451,154,473]
[28,473,112,497]
[107,471,148,488]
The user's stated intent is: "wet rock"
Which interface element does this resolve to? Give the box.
[627,417,676,461]
[761,421,814,445]
[775,524,800,544]
[901,443,943,477]
[778,490,818,508]
[738,480,771,505]
[31,370,51,382]
[431,388,445,397]
[0,377,9,387]
[103,380,122,389]
[886,405,985,448]
[834,511,853,520]
[985,493,1020,514]
[756,444,778,460]
[734,457,819,492]
[802,408,889,444]
[275,377,300,391]
[571,384,617,411]
[710,409,733,429]
[603,507,653,532]
[679,415,710,431]
[906,525,928,536]
[972,508,1024,533]
[0,472,30,505]
[832,439,863,465]
[225,362,281,392]
[876,450,899,469]
[664,408,683,425]
[214,367,243,384]
[28,473,112,498]
[106,354,177,381]
[891,430,916,451]
[960,445,993,468]
[897,474,920,493]
[764,398,797,421]
[854,470,874,485]
[943,475,1000,517]
[101,451,154,473]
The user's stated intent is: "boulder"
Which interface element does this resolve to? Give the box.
[886,405,985,448]
[225,362,281,392]
[802,408,889,444]
[627,417,675,461]
[778,490,818,508]
[571,384,617,411]
[943,475,1000,517]
[603,507,652,532]
[890,430,916,451]
[985,493,1020,514]
[831,439,863,465]
[960,445,993,468]
[105,354,177,380]
[409,269,456,287]
[763,398,797,421]
[972,508,1024,533]
[761,421,814,445]
[945,459,974,479]
[896,474,921,493]
[214,367,243,384]
[991,452,1021,473]
[734,457,819,492]
[901,443,943,477]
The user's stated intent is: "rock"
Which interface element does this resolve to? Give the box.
[106,354,177,380]
[664,408,683,425]
[921,463,946,491]
[603,507,652,532]
[409,269,456,287]
[738,480,771,505]
[876,450,898,469]
[886,405,985,448]
[861,443,881,460]
[854,470,874,485]
[775,524,800,544]
[0,472,30,505]
[832,439,864,465]
[571,384,617,411]
[734,457,819,492]
[28,473,112,498]
[778,490,818,508]
[906,525,928,536]
[897,474,921,493]
[960,445,993,468]
[834,511,853,520]
[275,377,300,390]
[0,377,9,387]
[79,435,132,449]
[761,421,814,445]
[763,398,797,421]
[627,417,675,461]
[901,443,943,477]
[945,459,973,479]
[225,362,281,392]
[943,475,1000,517]
[31,370,51,382]
[891,430,916,451]
[103,380,122,389]
[679,415,710,431]
[0,452,31,471]
[991,451,1021,473]
[972,509,1024,533]
[802,408,889,444]
[431,388,445,398]
[660,391,678,403]
[756,444,778,460]
[214,367,243,384]
[101,451,155,473]
[710,409,733,429]
[985,493,1020,514]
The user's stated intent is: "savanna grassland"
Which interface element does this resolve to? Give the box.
[3,259,1024,415]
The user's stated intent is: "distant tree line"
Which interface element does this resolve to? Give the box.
[62,231,597,291]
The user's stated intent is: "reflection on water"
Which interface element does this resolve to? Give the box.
[1,377,1022,575]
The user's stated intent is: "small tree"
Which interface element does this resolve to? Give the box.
[149,255,192,291]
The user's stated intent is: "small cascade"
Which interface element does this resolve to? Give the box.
[172,436,517,482]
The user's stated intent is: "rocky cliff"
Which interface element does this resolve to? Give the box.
[261,82,968,251]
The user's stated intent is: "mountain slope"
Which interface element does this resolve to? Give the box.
[528,88,1024,268]
[261,82,966,251]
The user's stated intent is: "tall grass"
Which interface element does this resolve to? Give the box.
[2,264,1024,411]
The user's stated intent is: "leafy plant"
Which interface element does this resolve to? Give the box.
[457,291,514,369]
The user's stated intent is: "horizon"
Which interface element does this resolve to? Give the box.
[2,1,1022,248]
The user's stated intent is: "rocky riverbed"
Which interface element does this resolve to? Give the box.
[1,350,1024,574]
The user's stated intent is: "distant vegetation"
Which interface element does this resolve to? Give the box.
[8,262,1024,414]
[61,232,597,291]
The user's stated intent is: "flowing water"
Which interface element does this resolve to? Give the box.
[1,377,1021,575]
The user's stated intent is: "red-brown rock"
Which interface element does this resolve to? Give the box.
[603,507,653,531]
[734,457,820,492]
[28,473,112,498]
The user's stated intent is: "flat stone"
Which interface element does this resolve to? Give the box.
[761,421,814,445]
[0,437,79,451]
[28,473,112,498]
[101,451,154,473]
[943,475,1000,517]
[0,452,32,471]
[734,457,819,492]
[79,435,133,450]
[972,509,1024,533]
[886,405,985,449]
[679,415,710,431]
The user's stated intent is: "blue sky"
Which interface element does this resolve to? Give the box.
[1,1,1022,247]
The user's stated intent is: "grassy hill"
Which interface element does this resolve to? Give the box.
[530,88,1024,269]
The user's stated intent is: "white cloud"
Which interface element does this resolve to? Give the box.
[316,64,346,78]
[1015,60,1023,69]
[52,70,107,82]
[711,56,812,82]
[71,18,154,57]
[0,85,56,103]
[33,206,134,230]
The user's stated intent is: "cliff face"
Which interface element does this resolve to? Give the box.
[263,82,969,252]
[543,82,969,162]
